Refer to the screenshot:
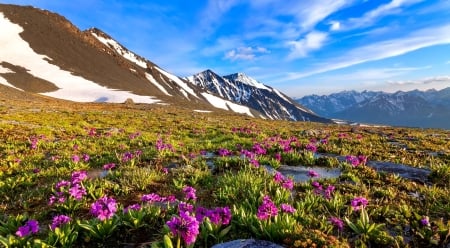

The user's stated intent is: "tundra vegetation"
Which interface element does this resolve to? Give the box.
[0,103,449,247]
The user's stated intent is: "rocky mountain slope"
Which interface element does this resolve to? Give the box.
[297,88,450,129]
[186,70,330,122]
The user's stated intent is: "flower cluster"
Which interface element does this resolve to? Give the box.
[345,155,368,167]
[49,171,87,205]
[183,186,197,201]
[273,172,294,190]
[256,195,279,220]
[50,215,71,230]
[167,211,200,246]
[90,196,117,221]
[156,137,175,152]
[312,181,335,199]
[195,206,232,225]
[141,192,176,204]
[329,216,344,231]
[351,197,368,211]
[16,220,39,237]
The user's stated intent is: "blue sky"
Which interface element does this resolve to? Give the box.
[3,0,450,97]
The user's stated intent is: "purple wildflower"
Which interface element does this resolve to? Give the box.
[308,170,320,178]
[123,204,141,213]
[178,202,194,213]
[329,217,344,231]
[71,155,80,163]
[82,154,90,162]
[273,172,284,183]
[207,207,232,225]
[282,178,294,190]
[71,170,87,184]
[358,155,368,165]
[51,215,71,230]
[195,206,209,222]
[311,181,322,189]
[69,184,86,200]
[166,211,200,246]
[346,155,360,167]
[250,158,260,168]
[122,152,133,162]
[103,163,116,170]
[141,193,161,203]
[16,220,39,237]
[281,203,296,214]
[30,137,38,150]
[256,195,278,220]
[218,148,232,157]
[183,186,197,201]
[351,197,368,211]
[274,152,281,161]
[305,143,317,153]
[90,196,117,221]
[162,167,169,174]
[55,180,70,191]
[324,185,335,199]
[420,216,430,226]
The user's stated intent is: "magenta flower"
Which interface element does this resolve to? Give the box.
[308,170,319,178]
[218,148,232,157]
[69,184,87,200]
[346,155,360,166]
[195,206,209,222]
[71,155,80,163]
[141,193,161,203]
[183,186,197,201]
[311,181,322,189]
[274,152,281,161]
[329,217,344,231]
[305,143,317,153]
[55,180,70,191]
[273,172,284,183]
[207,206,232,225]
[71,170,87,184]
[178,202,194,213]
[82,154,90,162]
[123,204,141,213]
[122,152,133,162]
[51,215,71,230]
[16,220,39,237]
[256,195,278,220]
[90,196,117,221]
[30,137,38,150]
[420,216,430,226]
[351,197,368,211]
[166,211,200,246]
[103,163,116,170]
[324,185,335,199]
[281,203,296,214]
[282,178,294,190]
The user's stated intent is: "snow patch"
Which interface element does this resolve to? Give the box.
[193,110,212,113]
[155,67,199,99]
[145,73,172,96]
[273,88,290,102]
[201,92,253,117]
[0,13,159,104]
[90,32,147,68]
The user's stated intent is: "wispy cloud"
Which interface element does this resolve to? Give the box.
[224,46,270,61]
[318,66,431,82]
[340,0,424,30]
[284,23,450,80]
[286,31,328,60]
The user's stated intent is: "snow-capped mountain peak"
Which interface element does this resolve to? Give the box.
[224,72,270,90]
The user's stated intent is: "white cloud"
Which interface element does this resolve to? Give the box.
[292,0,349,31]
[344,0,424,30]
[224,46,270,61]
[287,31,328,60]
[284,23,450,79]
[318,66,431,82]
[329,21,341,31]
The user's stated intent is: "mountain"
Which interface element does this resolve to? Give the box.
[186,70,330,122]
[0,4,264,117]
[297,88,450,129]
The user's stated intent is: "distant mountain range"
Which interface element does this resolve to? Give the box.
[0,4,329,123]
[297,88,450,129]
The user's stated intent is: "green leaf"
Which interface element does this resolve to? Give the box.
[218,225,232,238]
[163,235,174,248]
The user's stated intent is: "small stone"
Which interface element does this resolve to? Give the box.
[211,239,284,248]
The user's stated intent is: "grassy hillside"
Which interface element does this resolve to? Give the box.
[0,95,449,247]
